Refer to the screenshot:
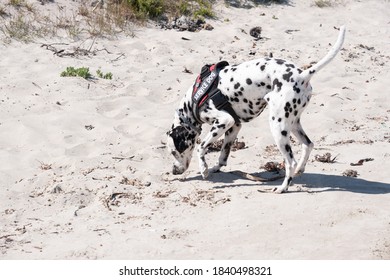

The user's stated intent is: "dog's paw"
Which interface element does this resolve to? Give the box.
[201,168,209,179]
[209,164,222,174]
[272,186,288,194]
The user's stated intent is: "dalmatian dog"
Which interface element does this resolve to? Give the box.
[167,26,345,193]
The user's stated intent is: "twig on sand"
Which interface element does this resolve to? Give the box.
[350,158,374,166]
[315,153,338,163]
[229,170,284,182]
[112,155,135,161]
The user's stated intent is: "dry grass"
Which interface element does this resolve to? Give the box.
[0,0,284,43]
[313,0,335,7]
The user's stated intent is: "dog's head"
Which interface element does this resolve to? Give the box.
[166,125,196,174]
[166,111,200,175]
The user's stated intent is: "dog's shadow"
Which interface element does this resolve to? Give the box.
[184,171,390,195]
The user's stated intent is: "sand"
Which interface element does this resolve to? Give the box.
[0,0,389,259]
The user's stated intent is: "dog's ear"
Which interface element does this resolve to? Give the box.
[169,126,189,153]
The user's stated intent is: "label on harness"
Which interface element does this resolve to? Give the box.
[193,70,217,103]
[191,61,239,124]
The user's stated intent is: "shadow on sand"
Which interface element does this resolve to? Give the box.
[184,171,390,195]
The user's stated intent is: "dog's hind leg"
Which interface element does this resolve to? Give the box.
[268,117,297,193]
[210,122,242,173]
[291,119,314,176]
[198,112,235,179]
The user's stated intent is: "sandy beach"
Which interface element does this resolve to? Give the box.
[0,0,389,259]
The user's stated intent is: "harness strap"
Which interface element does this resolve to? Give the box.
[192,61,240,124]
[210,90,241,124]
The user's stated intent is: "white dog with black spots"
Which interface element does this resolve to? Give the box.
[167,26,346,193]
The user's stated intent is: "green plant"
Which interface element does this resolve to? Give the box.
[8,0,25,7]
[96,69,113,80]
[61,67,92,79]
[313,0,333,7]
[127,0,164,18]
[193,0,214,19]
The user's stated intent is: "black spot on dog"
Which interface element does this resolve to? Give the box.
[260,65,266,71]
[232,67,237,72]
[224,69,228,73]
[282,72,293,82]
[293,84,301,94]
[297,68,302,74]
[243,109,247,113]
[243,98,248,103]
[278,118,282,122]
[285,144,293,158]
[246,78,252,85]
[169,126,190,153]
[309,69,316,75]
[212,132,218,137]
[230,77,234,82]
[240,87,244,91]
[297,98,301,105]
[285,63,295,68]
[266,85,272,90]
[275,59,285,65]
[272,78,283,92]
[285,112,289,118]
[281,130,287,136]
[292,98,297,104]
[234,82,240,89]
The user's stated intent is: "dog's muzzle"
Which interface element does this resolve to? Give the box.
[172,165,184,175]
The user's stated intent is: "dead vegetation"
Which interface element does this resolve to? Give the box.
[207,138,246,153]
[314,153,338,163]
[0,0,219,43]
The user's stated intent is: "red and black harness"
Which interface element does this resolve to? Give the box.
[191,61,240,124]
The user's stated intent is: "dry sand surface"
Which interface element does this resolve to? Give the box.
[1,0,390,259]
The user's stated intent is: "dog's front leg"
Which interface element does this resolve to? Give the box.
[198,113,235,179]
[209,122,242,173]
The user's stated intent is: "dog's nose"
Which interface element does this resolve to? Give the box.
[172,166,183,175]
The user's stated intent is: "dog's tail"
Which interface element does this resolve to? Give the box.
[299,26,346,82]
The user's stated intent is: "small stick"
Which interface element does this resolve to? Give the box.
[229,170,284,182]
